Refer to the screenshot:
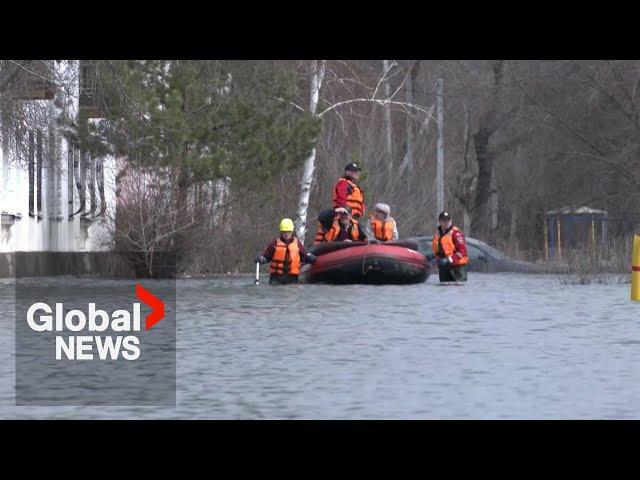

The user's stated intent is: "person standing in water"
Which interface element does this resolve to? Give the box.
[256,218,317,285]
[427,211,468,283]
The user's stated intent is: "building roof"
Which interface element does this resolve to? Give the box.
[546,206,607,216]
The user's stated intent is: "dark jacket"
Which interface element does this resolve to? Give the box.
[317,208,336,231]
[335,219,367,242]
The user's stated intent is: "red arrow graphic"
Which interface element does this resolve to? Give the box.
[136,284,165,330]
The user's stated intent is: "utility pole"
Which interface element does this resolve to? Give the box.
[436,77,444,217]
[382,60,393,173]
[404,62,414,174]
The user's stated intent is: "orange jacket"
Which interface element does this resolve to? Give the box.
[313,223,327,245]
[321,218,362,242]
[269,238,301,275]
[371,217,396,242]
[432,226,468,266]
[332,177,365,219]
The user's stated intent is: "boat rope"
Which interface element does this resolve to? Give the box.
[361,241,372,275]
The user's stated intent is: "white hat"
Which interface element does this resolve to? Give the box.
[374,203,391,216]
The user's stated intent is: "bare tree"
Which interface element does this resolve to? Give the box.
[110,164,192,278]
[294,60,430,242]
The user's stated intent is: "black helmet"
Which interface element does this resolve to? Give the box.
[344,162,362,172]
[438,211,451,221]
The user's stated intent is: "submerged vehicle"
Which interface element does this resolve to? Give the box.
[406,236,547,273]
[299,240,429,285]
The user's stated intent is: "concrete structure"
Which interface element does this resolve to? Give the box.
[0,60,116,277]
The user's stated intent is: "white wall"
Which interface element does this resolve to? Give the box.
[0,60,115,253]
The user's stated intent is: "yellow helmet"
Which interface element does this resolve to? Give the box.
[279,218,295,232]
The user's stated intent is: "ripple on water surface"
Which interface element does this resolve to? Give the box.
[0,273,639,419]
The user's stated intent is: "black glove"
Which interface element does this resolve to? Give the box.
[306,254,317,264]
[437,257,450,268]
[426,253,436,262]
[255,256,267,264]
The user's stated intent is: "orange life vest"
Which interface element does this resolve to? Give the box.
[313,223,326,245]
[332,177,365,219]
[371,217,395,242]
[324,218,360,242]
[270,238,301,275]
[432,226,468,265]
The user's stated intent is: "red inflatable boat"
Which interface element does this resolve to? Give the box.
[299,240,429,285]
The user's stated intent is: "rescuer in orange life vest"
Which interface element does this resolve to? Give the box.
[369,203,398,242]
[313,208,338,245]
[332,162,365,220]
[426,211,468,283]
[313,206,367,244]
[256,218,317,285]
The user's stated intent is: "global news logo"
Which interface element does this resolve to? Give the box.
[25,284,165,361]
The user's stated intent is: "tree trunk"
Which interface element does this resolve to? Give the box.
[296,60,326,242]
[472,60,507,236]
[47,85,58,222]
[472,128,492,233]
[461,102,473,236]
[400,103,434,178]
[174,82,190,256]
[463,102,471,171]
[509,211,518,258]
[489,162,498,232]
[436,78,444,217]
[463,208,471,235]
[403,63,414,174]
[382,60,393,173]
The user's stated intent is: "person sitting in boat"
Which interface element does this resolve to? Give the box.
[255,218,317,285]
[316,206,367,244]
[369,203,399,242]
[332,162,365,220]
[313,208,338,245]
[426,211,468,283]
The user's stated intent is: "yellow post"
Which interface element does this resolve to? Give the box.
[632,235,640,301]
[543,220,549,261]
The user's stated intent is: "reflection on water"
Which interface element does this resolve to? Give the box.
[1,273,639,419]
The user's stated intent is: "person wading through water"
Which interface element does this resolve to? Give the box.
[256,218,317,284]
[427,211,468,283]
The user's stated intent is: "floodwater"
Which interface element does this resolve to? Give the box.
[1,273,639,419]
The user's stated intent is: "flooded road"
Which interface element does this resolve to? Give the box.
[1,273,639,419]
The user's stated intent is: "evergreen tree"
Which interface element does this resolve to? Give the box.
[65,60,321,275]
